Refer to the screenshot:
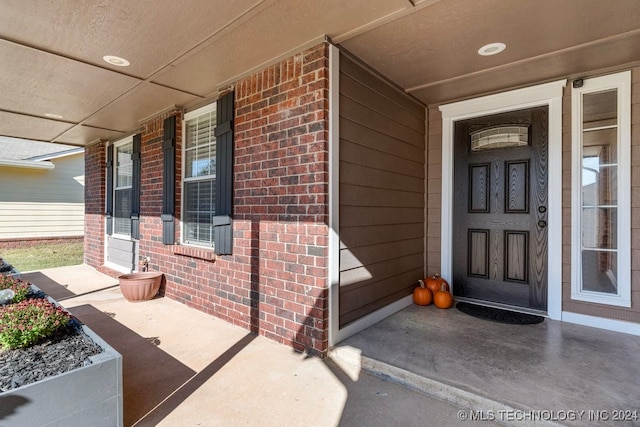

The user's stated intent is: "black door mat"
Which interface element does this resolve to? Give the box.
[456,302,545,325]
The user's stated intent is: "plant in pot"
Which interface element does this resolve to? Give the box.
[0,275,123,426]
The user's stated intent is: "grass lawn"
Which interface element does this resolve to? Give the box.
[1,241,84,272]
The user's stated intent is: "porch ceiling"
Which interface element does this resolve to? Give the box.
[1,0,639,146]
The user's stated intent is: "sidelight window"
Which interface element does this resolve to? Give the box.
[571,71,631,307]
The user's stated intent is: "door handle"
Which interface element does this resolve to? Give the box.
[538,206,547,213]
[538,220,547,228]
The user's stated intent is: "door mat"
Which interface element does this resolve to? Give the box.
[456,302,544,325]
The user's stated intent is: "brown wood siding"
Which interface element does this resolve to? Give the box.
[562,66,640,322]
[426,107,443,277]
[339,55,425,327]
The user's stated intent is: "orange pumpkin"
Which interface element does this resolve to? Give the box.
[413,280,432,306]
[433,284,453,309]
[424,274,449,295]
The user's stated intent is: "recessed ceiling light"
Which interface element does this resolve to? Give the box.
[478,42,506,56]
[45,113,64,119]
[103,55,130,67]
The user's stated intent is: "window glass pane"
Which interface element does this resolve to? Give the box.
[184,109,216,179]
[580,87,619,296]
[582,250,617,294]
[185,147,215,178]
[582,207,617,249]
[185,112,214,149]
[185,148,195,178]
[470,125,529,151]
[195,147,214,177]
[582,161,617,206]
[116,142,133,188]
[582,90,617,127]
[185,120,198,150]
[582,128,617,164]
[183,179,216,246]
[114,188,131,235]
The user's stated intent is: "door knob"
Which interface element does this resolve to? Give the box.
[538,206,547,213]
[538,220,547,228]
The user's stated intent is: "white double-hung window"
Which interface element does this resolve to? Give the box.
[182,103,217,247]
[113,137,133,237]
[571,71,631,307]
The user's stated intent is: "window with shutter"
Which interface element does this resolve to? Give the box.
[214,91,234,255]
[113,137,133,237]
[183,103,217,247]
[131,134,141,239]
[105,145,114,235]
[181,92,234,254]
[162,116,176,244]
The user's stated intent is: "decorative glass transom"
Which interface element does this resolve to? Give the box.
[470,125,529,151]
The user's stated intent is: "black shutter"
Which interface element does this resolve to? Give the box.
[162,116,176,245]
[105,145,114,235]
[213,91,234,255]
[131,133,141,240]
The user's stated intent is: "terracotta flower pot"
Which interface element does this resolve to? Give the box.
[118,272,163,302]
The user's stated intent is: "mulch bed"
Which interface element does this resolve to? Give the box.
[0,321,104,392]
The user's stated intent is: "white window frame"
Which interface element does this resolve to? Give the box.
[112,136,134,240]
[571,71,631,307]
[181,102,217,248]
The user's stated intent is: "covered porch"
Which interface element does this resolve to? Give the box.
[18,264,640,426]
[2,0,640,355]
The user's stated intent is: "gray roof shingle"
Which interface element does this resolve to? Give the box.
[0,136,80,161]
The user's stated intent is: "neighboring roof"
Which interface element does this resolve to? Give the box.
[0,136,83,161]
[0,136,83,170]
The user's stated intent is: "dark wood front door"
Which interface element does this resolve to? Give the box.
[452,107,548,311]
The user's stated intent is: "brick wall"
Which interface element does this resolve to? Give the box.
[84,141,106,267]
[84,42,330,355]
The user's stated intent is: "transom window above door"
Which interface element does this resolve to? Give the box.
[470,125,530,151]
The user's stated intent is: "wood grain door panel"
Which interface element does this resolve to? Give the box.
[453,107,548,310]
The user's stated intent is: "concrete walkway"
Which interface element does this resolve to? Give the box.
[21,265,493,427]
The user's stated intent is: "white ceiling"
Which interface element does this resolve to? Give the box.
[1,0,639,146]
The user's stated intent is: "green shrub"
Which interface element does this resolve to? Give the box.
[0,298,72,350]
[0,276,31,303]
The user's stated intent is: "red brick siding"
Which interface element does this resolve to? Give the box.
[84,142,106,267]
[84,43,330,355]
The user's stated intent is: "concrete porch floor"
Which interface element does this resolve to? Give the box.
[333,303,640,427]
[18,265,496,427]
[14,265,640,426]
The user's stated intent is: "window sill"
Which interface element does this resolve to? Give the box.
[570,291,631,308]
[173,245,216,262]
